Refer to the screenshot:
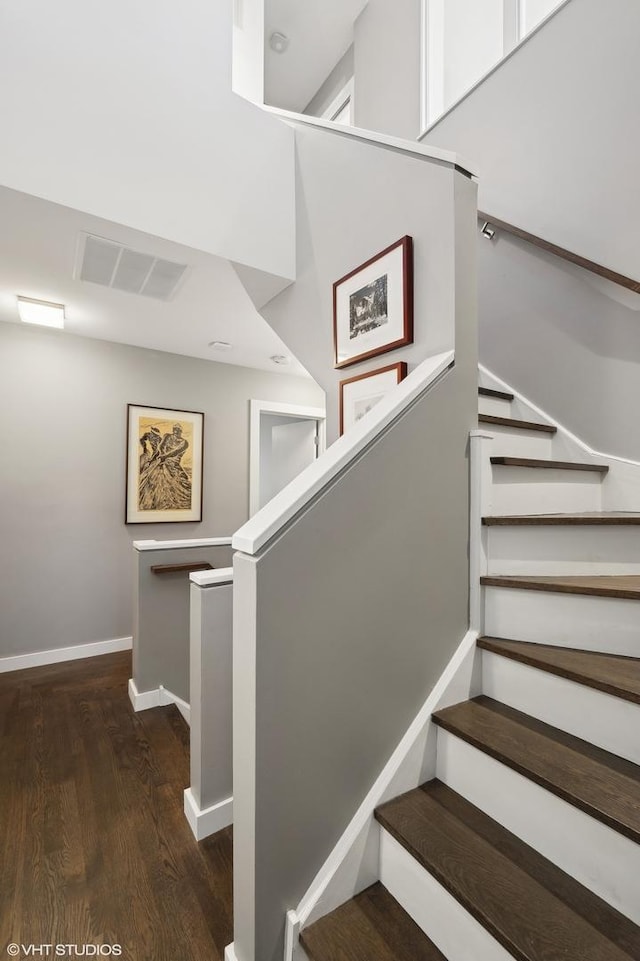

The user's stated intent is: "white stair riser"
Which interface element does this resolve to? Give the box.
[489,468,602,515]
[436,730,640,925]
[482,650,640,765]
[379,829,513,961]
[483,587,640,656]
[484,426,553,460]
[486,525,640,575]
[478,396,513,417]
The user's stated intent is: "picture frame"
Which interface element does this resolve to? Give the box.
[125,404,204,524]
[339,362,408,435]
[333,235,413,369]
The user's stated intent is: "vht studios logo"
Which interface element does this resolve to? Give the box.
[7,947,122,957]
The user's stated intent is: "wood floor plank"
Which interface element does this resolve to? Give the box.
[481,574,640,599]
[0,651,232,961]
[478,636,640,703]
[433,696,640,843]
[478,387,514,401]
[376,781,640,961]
[301,882,448,961]
[490,457,609,473]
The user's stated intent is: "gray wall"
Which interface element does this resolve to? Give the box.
[234,168,478,961]
[353,0,422,140]
[133,545,233,701]
[423,0,640,280]
[304,46,354,119]
[478,232,640,460]
[420,0,640,457]
[190,581,233,809]
[261,122,467,441]
[0,322,323,658]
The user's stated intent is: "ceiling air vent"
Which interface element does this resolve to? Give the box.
[77,234,188,301]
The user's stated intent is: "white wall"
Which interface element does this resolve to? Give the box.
[0,323,323,658]
[259,124,474,440]
[423,0,640,280]
[353,0,422,139]
[0,0,294,282]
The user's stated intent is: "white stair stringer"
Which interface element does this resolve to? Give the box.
[484,586,640,656]
[486,525,640,576]
[481,649,640,765]
[488,467,603,515]
[435,729,640,925]
[379,829,513,961]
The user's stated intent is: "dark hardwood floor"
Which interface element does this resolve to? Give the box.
[0,651,232,960]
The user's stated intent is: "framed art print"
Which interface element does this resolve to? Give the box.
[340,362,408,435]
[126,405,204,523]
[333,236,413,369]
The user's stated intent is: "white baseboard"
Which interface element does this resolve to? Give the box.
[0,636,132,674]
[291,629,480,952]
[224,944,238,961]
[184,787,233,841]
[128,679,191,724]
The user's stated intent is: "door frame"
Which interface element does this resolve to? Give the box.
[249,399,327,516]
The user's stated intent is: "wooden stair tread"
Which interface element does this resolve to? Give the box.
[478,637,640,703]
[300,882,448,961]
[483,512,640,526]
[375,780,640,961]
[478,386,514,401]
[432,697,640,843]
[481,574,640,600]
[479,414,557,434]
[491,456,609,473]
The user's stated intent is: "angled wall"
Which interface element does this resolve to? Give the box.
[0,0,295,281]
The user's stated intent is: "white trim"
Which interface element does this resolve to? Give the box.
[133,537,232,551]
[263,105,477,180]
[128,678,162,711]
[0,635,132,674]
[479,363,640,468]
[321,78,354,125]
[184,788,233,841]
[419,0,573,139]
[224,944,239,961]
[284,911,301,961]
[235,351,454,555]
[190,567,235,587]
[249,400,327,517]
[128,679,191,724]
[292,629,478,938]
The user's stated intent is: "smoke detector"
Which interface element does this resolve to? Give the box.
[208,340,233,350]
[270,354,291,366]
[269,31,289,53]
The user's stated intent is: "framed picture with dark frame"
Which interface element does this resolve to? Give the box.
[333,236,413,369]
[339,362,408,435]
[125,404,204,524]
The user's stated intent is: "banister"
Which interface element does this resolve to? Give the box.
[190,568,234,587]
[232,349,455,556]
[133,537,233,551]
[479,211,640,294]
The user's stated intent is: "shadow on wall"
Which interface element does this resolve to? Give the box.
[479,232,640,460]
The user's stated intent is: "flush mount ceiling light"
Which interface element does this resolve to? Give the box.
[269,31,289,53]
[17,296,65,329]
[270,354,291,366]
[208,340,233,350]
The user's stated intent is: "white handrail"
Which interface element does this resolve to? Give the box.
[133,537,233,552]
[233,350,455,556]
[263,105,478,180]
[190,568,234,587]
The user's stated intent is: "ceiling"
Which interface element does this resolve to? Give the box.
[264,0,369,112]
[0,186,310,378]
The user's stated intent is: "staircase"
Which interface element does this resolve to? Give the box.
[299,383,640,961]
